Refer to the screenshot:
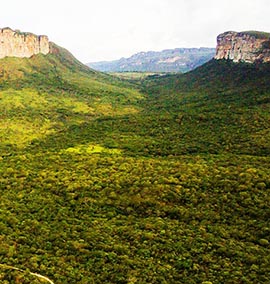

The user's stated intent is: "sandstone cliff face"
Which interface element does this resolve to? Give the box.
[215,31,270,63]
[0,27,50,59]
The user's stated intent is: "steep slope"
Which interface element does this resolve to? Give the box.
[88,47,215,73]
[144,58,270,93]
[139,59,270,156]
[0,43,143,148]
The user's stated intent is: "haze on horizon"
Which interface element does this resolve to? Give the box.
[1,0,270,63]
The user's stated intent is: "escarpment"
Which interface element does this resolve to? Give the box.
[215,31,270,63]
[0,27,50,59]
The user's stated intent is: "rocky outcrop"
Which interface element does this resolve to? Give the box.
[0,27,50,59]
[215,31,270,63]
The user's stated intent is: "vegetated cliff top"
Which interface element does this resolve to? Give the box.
[220,30,270,39]
[238,30,270,39]
[1,26,47,37]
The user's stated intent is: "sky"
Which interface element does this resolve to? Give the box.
[1,0,270,63]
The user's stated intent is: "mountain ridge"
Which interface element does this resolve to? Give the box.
[88,47,215,73]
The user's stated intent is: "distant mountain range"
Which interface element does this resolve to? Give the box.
[87,47,216,73]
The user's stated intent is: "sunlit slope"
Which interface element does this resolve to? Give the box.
[0,44,143,147]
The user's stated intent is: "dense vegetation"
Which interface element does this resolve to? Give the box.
[0,48,270,283]
[242,31,270,39]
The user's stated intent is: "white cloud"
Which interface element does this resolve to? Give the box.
[0,0,270,62]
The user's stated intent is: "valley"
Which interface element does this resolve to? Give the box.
[0,29,270,284]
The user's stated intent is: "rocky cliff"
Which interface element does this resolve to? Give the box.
[215,31,270,63]
[0,27,50,59]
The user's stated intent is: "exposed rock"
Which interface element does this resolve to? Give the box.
[215,31,270,63]
[0,27,50,59]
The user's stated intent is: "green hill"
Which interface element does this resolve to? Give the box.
[0,44,143,149]
[0,42,270,284]
[100,59,270,157]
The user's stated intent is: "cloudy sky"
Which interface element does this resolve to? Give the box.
[1,0,270,63]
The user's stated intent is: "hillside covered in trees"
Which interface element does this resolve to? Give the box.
[0,41,270,283]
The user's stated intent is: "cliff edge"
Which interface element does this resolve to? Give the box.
[0,27,50,59]
[215,31,270,63]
